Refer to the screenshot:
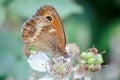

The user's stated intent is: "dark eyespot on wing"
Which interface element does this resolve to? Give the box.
[46,16,52,21]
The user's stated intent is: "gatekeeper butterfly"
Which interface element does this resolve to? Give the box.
[21,5,68,57]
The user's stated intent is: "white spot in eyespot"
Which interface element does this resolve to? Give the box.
[49,28,56,33]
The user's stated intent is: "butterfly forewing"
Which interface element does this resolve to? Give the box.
[34,5,66,50]
[21,5,66,57]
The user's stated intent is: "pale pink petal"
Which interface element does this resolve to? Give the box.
[38,77,53,80]
[74,72,85,79]
[61,77,69,80]
[65,45,70,54]
[28,51,50,72]
[84,72,92,80]
[74,65,85,79]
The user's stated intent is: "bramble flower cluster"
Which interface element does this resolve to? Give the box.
[27,43,105,80]
[79,48,104,72]
[74,47,104,80]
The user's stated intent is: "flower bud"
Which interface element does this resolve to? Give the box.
[87,58,96,65]
[84,52,94,60]
[29,45,36,54]
[29,45,36,51]
[80,60,86,65]
[96,54,104,64]
[89,64,95,70]
[97,58,104,64]
[80,52,87,59]
[96,54,102,58]
[30,50,36,54]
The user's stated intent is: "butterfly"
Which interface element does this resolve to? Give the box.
[21,5,68,57]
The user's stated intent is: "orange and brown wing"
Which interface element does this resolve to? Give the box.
[21,5,66,56]
[21,16,64,56]
[21,16,50,44]
[34,5,66,51]
[21,16,52,56]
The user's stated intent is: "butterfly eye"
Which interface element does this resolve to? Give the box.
[46,16,52,21]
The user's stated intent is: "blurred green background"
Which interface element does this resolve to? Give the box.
[0,0,120,80]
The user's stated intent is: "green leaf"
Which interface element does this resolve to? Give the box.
[29,45,36,51]
[9,59,29,80]
[96,18,120,59]
[0,30,30,80]
[63,14,92,48]
[0,5,6,26]
[0,31,22,55]
[8,0,83,18]
[0,54,15,76]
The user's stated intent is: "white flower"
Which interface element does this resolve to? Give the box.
[74,65,85,79]
[38,77,53,80]
[65,45,70,54]
[65,43,80,57]
[28,51,50,72]
[38,77,69,80]
[74,65,92,80]
[84,72,92,80]
[47,57,72,79]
